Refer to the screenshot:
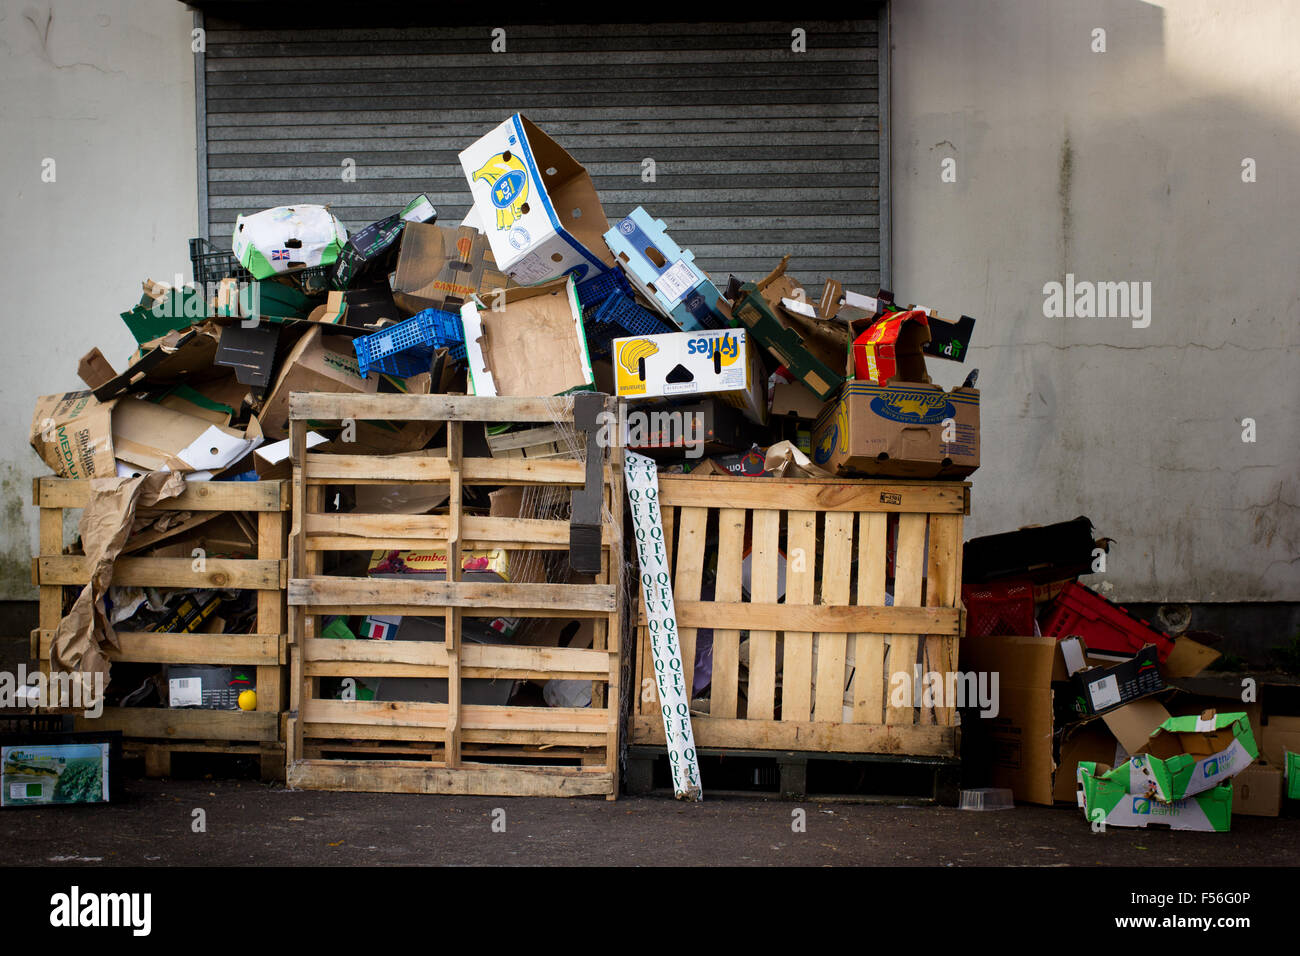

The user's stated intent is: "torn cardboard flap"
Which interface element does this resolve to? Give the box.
[393,222,512,316]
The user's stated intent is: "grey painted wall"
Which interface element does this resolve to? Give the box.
[890,0,1300,602]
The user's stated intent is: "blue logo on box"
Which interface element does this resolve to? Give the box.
[1203,758,1219,777]
[869,392,954,425]
[1132,797,1151,814]
[491,170,527,210]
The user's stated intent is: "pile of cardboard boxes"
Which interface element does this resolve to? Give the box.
[960,517,1297,830]
[21,113,1300,818]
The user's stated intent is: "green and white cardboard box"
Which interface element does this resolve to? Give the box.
[1127,711,1259,803]
[1077,761,1232,832]
[232,204,348,279]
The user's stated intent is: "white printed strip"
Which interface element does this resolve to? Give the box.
[624,451,703,801]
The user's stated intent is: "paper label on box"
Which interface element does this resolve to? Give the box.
[1088,674,1121,711]
[169,677,202,708]
[11,782,44,800]
[508,250,552,285]
[657,259,699,304]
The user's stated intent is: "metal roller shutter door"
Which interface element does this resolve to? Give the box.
[200,14,884,290]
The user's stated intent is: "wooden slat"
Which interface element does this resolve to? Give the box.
[38,556,283,590]
[303,512,594,550]
[780,511,816,722]
[654,475,968,515]
[35,477,287,512]
[37,630,281,666]
[75,707,279,743]
[672,507,708,703]
[302,699,610,734]
[710,508,745,720]
[747,510,780,721]
[631,714,956,757]
[304,453,451,482]
[853,512,889,724]
[444,421,464,768]
[926,512,963,727]
[662,602,961,634]
[813,512,854,722]
[289,392,576,424]
[286,761,612,796]
[288,576,615,613]
[887,513,927,726]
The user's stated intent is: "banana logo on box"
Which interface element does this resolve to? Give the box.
[616,339,660,395]
[473,151,530,230]
[813,401,850,465]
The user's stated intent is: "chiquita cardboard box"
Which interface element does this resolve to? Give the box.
[811,380,979,478]
[458,114,615,285]
[612,328,765,424]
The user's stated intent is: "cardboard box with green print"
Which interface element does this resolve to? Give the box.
[1077,760,1233,832]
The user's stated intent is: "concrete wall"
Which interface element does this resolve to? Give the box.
[890,0,1300,602]
[0,0,197,599]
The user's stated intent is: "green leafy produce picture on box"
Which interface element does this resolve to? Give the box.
[2,745,108,807]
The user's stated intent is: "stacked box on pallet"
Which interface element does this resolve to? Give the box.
[284,393,625,799]
[31,478,290,780]
[629,473,969,772]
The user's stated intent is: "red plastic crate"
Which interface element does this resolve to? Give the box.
[961,578,1036,637]
[1041,581,1176,662]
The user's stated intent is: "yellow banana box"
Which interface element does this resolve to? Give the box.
[458,114,616,286]
[612,328,766,424]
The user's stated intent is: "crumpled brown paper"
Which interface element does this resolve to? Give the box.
[763,440,834,479]
[50,471,186,695]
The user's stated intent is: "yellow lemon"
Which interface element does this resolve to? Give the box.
[238,690,257,711]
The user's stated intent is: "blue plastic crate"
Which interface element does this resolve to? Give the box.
[353,308,465,379]
[584,293,673,359]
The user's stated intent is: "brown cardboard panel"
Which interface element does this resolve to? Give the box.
[393,222,511,316]
[1232,763,1283,816]
[30,391,117,479]
[467,282,589,397]
[1168,692,1262,753]
[960,635,1058,805]
[1160,635,1221,678]
[1261,716,1300,768]
[1101,697,1172,756]
[1053,724,1123,803]
[77,349,118,390]
[259,325,378,439]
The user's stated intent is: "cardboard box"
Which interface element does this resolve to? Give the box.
[111,396,260,475]
[1077,761,1232,832]
[393,222,511,316]
[1104,704,1259,802]
[811,380,979,478]
[461,278,594,398]
[258,324,377,437]
[367,548,511,582]
[1059,638,1164,718]
[613,328,765,424]
[625,398,752,457]
[232,204,348,279]
[333,194,436,287]
[961,633,1125,805]
[1231,762,1283,816]
[604,207,729,331]
[1261,716,1300,768]
[459,114,614,285]
[30,390,117,479]
[166,665,255,710]
[2,741,112,807]
[730,280,847,402]
[853,310,932,385]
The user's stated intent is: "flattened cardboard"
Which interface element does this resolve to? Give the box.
[30,391,117,479]
[459,114,614,285]
[461,278,594,398]
[731,274,847,402]
[811,381,979,478]
[613,328,765,424]
[94,327,223,402]
[1160,636,1221,679]
[393,222,511,316]
[111,398,260,474]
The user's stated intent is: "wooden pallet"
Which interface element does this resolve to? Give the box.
[285,393,624,798]
[625,745,961,804]
[631,474,968,760]
[30,478,290,781]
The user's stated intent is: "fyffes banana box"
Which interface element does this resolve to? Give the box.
[612,329,765,424]
[458,114,615,286]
